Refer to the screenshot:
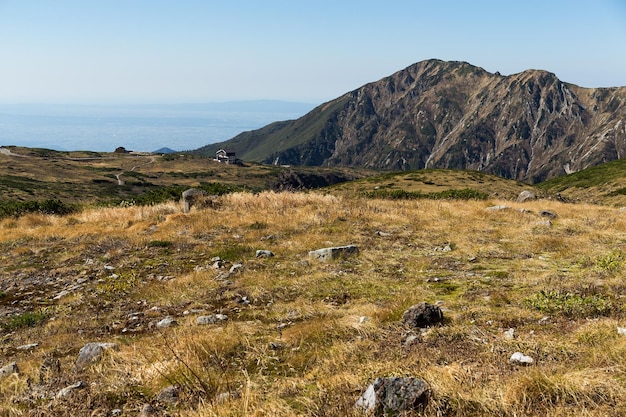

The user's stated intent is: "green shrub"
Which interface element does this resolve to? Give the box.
[526,290,614,318]
[1,310,48,331]
[363,188,488,200]
[0,199,79,219]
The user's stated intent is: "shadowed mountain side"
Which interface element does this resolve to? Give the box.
[195,59,626,183]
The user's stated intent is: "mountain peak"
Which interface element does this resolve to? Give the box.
[196,60,626,183]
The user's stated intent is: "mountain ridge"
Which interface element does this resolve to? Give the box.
[195,59,626,183]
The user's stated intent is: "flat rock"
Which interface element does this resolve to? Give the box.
[56,381,87,398]
[509,351,534,365]
[255,250,274,258]
[0,362,19,380]
[156,316,178,329]
[308,245,359,262]
[196,314,228,325]
[75,342,118,371]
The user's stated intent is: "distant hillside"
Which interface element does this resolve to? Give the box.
[195,59,626,183]
[538,158,626,205]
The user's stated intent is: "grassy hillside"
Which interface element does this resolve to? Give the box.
[328,168,539,200]
[1,190,626,416]
[0,146,365,209]
[538,158,626,206]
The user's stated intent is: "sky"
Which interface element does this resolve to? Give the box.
[0,0,625,105]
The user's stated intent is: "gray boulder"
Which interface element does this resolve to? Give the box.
[308,245,359,262]
[355,377,429,416]
[156,316,178,329]
[401,303,444,328]
[181,188,208,213]
[517,190,537,202]
[196,314,228,325]
[75,342,118,371]
[0,362,19,380]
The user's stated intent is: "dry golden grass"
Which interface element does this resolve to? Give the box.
[1,191,626,416]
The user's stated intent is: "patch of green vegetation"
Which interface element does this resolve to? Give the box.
[0,199,79,219]
[248,221,268,230]
[148,240,173,248]
[363,188,488,200]
[1,310,48,331]
[215,244,255,262]
[538,158,626,192]
[595,251,625,273]
[526,290,615,318]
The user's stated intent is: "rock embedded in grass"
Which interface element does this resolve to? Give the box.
[517,190,537,202]
[308,245,359,262]
[355,377,429,416]
[0,362,19,380]
[75,342,118,371]
[509,351,534,365]
[156,316,177,329]
[196,314,228,325]
[401,302,444,329]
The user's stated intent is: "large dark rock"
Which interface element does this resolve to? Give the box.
[355,377,429,416]
[401,302,444,328]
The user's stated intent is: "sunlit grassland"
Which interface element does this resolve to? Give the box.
[1,191,626,416]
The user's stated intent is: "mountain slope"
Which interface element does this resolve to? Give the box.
[195,59,626,183]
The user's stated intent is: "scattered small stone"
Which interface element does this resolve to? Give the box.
[617,327,626,336]
[540,210,557,219]
[486,205,510,211]
[157,385,179,404]
[375,231,391,237]
[308,245,359,262]
[111,409,122,416]
[255,249,274,258]
[0,362,19,380]
[269,341,284,350]
[509,352,534,366]
[355,377,429,416]
[401,302,444,329]
[138,403,157,417]
[104,265,115,271]
[503,328,516,340]
[40,355,61,383]
[75,342,118,371]
[229,263,244,274]
[196,314,228,325]
[156,316,178,329]
[17,343,39,351]
[216,391,241,404]
[402,333,421,347]
[53,289,71,300]
[56,381,87,398]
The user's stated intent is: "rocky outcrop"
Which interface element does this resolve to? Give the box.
[200,59,626,183]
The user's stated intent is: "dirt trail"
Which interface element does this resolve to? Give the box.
[115,156,156,186]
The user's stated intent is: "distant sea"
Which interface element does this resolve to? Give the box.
[0,101,316,153]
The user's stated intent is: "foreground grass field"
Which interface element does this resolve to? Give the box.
[1,191,626,416]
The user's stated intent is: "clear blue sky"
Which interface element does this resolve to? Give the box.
[1,0,625,104]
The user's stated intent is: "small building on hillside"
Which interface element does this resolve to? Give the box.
[215,149,237,164]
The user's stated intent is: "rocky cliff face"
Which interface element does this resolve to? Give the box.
[200,59,626,183]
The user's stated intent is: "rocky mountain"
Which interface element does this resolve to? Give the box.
[195,59,626,183]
